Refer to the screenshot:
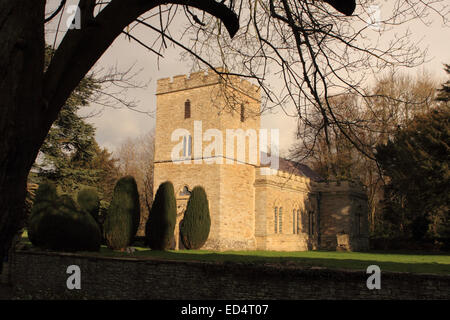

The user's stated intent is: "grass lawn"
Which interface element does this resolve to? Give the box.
[18,232,450,275]
[81,246,450,275]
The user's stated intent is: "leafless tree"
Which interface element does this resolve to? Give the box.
[116,131,155,236]
[293,71,441,233]
[0,0,446,266]
[115,0,446,236]
[180,0,447,161]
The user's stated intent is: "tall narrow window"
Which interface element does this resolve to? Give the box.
[279,207,283,233]
[293,209,296,234]
[308,212,312,235]
[188,135,192,156]
[357,206,361,235]
[182,135,192,158]
[274,207,278,233]
[184,99,191,119]
[297,209,301,233]
[309,211,314,236]
[240,104,245,122]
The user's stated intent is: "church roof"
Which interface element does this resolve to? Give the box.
[260,153,323,182]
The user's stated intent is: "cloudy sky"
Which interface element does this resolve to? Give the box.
[45,1,449,156]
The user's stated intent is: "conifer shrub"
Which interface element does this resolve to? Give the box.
[97,200,110,243]
[103,176,140,250]
[28,182,58,246]
[145,181,176,250]
[34,182,59,203]
[37,195,101,251]
[28,186,101,252]
[77,188,100,222]
[180,186,211,249]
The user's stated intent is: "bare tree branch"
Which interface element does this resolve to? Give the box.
[44,0,66,23]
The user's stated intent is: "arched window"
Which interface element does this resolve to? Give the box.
[240,104,245,122]
[180,186,191,196]
[279,207,283,233]
[297,209,301,234]
[274,207,278,233]
[184,99,191,119]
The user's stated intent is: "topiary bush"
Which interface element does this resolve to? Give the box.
[97,200,110,244]
[37,195,101,251]
[28,182,58,247]
[145,181,176,250]
[28,185,101,252]
[180,186,211,249]
[77,188,100,222]
[103,176,140,250]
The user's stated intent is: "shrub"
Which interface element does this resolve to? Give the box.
[28,189,101,252]
[33,182,58,203]
[38,195,101,251]
[77,188,100,222]
[103,176,140,250]
[97,200,110,243]
[27,182,58,246]
[145,181,176,250]
[180,186,211,249]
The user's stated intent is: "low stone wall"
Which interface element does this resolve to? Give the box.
[10,250,450,300]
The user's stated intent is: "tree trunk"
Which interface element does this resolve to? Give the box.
[0,0,239,269]
[0,0,45,267]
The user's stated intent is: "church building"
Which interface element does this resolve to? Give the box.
[153,69,369,251]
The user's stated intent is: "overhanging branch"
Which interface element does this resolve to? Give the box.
[43,0,240,137]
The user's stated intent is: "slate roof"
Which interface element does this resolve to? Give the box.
[260,153,323,182]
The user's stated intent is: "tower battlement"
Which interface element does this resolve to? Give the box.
[153,69,369,252]
[313,179,367,196]
[156,68,260,100]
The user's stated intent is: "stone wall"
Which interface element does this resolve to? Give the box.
[152,69,370,252]
[153,69,261,251]
[154,69,260,165]
[153,162,222,250]
[218,164,256,250]
[10,251,450,300]
[254,169,311,251]
[257,234,309,251]
[314,181,370,251]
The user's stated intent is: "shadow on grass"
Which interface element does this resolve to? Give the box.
[90,246,450,275]
[18,235,450,275]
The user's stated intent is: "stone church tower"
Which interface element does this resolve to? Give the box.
[153,69,369,251]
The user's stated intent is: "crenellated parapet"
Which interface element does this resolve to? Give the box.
[312,179,367,198]
[156,68,260,101]
[255,168,312,192]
